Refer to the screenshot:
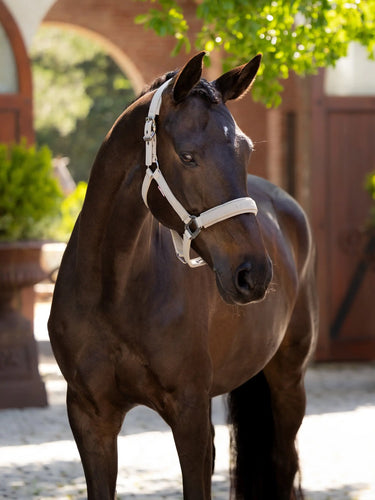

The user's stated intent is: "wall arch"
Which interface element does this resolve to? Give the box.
[44,0,183,84]
[42,21,145,94]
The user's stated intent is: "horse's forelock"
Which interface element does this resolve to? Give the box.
[191,79,220,104]
[137,71,220,105]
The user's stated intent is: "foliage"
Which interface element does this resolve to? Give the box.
[31,27,135,181]
[365,171,375,228]
[135,0,191,55]
[135,0,375,107]
[54,181,87,242]
[32,28,95,136]
[0,142,63,241]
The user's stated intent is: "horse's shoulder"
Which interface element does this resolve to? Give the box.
[247,174,314,276]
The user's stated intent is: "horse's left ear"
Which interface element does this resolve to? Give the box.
[213,54,262,102]
[173,51,206,103]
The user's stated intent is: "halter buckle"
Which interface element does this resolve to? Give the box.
[185,216,201,240]
[143,117,156,142]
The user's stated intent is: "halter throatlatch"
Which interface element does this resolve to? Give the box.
[141,78,258,268]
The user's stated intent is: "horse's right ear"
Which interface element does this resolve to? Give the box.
[172,52,205,103]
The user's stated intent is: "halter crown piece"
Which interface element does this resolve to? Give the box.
[141,78,258,268]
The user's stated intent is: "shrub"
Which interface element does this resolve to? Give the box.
[54,181,87,241]
[0,141,63,241]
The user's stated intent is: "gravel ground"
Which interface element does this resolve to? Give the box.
[0,301,374,499]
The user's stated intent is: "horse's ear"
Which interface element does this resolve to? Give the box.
[172,51,206,103]
[213,54,262,102]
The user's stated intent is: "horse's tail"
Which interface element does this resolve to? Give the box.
[228,371,304,500]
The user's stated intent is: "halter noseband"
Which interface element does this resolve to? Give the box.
[141,78,258,268]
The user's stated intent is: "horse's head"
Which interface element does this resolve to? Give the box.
[143,52,272,305]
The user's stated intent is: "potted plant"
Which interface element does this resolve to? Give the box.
[0,141,63,409]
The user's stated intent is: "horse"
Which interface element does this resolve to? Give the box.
[48,51,318,500]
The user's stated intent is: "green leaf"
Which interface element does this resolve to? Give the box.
[134,13,150,24]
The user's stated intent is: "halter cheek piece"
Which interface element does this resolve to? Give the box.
[141,78,258,268]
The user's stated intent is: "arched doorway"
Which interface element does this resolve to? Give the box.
[43,21,145,94]
[31,23,138,182]
[0,0,33,143]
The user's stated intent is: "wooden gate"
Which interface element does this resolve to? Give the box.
[312,74,375,360]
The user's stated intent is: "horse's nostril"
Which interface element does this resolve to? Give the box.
[236,263,255,292]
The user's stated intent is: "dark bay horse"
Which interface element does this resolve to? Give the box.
[48,52,318,500]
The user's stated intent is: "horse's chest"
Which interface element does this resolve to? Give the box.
[109,301,212,403]
[208,302,288,396]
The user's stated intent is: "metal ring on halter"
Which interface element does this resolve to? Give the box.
[185,216,201,240]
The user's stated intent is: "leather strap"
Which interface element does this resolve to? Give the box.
[143,79,172,168]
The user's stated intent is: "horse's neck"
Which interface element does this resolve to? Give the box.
[74,99,153,290]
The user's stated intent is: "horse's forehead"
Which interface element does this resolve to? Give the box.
[168,98,236,141]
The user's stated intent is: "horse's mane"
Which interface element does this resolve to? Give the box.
[137,70,220,104]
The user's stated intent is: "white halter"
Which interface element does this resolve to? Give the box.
[141,78,258,268]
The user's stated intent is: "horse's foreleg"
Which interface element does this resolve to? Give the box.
[67,386,125,500]
[167,394,213,500]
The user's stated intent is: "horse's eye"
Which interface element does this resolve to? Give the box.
[180,152,196,166]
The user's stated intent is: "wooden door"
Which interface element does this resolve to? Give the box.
[312,82,375,360]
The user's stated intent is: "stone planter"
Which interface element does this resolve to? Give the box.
[0,241,48,409]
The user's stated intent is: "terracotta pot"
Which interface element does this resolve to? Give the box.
[0,241,48,409]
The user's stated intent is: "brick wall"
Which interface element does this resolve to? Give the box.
[44,0,270,178]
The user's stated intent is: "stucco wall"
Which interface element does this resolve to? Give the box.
[3,0,56,49]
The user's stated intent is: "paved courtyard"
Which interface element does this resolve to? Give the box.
[0,300,375,499]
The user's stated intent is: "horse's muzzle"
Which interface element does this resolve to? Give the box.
[215,256,273,305]
[233,258,273,304]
